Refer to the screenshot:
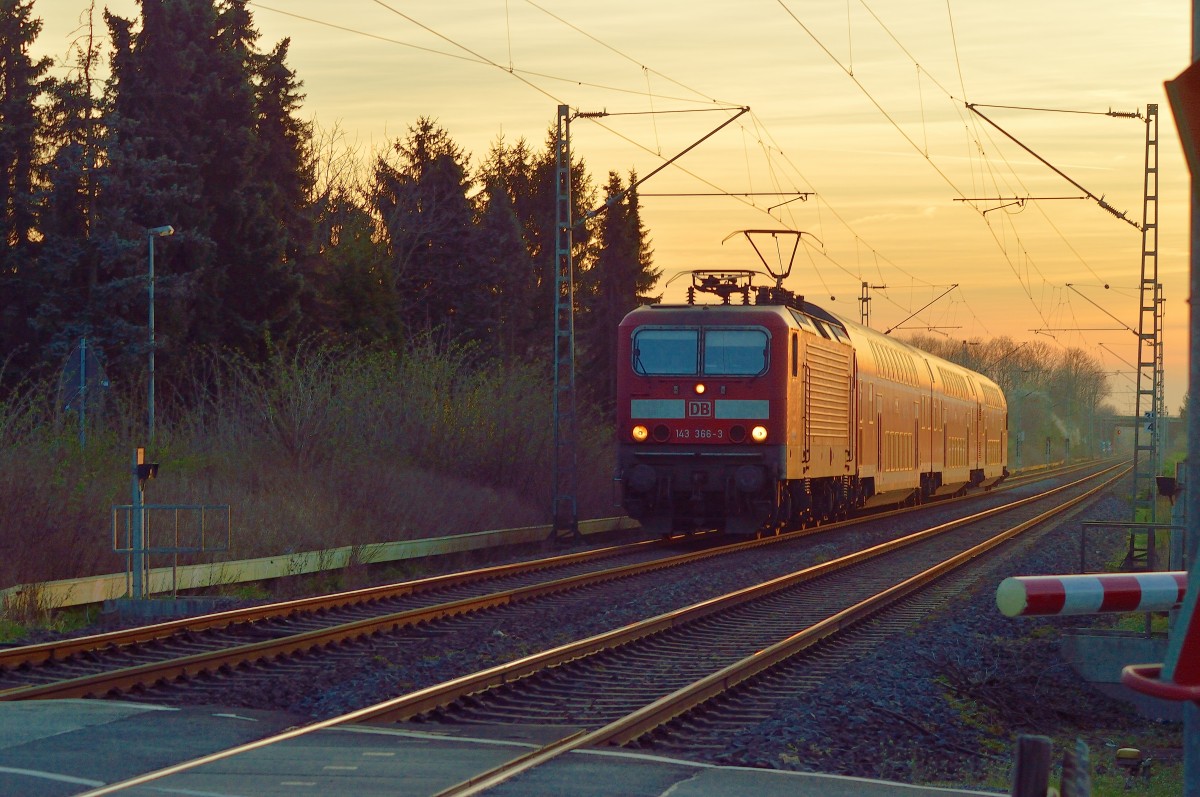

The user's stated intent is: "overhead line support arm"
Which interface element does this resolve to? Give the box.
[883,284,958,336]
[578,106,751,225]
[966,103,1141,230]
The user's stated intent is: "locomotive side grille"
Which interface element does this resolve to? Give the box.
[805,340,852,445]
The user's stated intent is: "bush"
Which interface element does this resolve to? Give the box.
[0,339,616,587]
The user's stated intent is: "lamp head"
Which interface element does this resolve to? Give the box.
[148,225,174,237]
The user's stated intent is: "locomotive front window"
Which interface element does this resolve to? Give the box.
[633,328,700,375]
[703,329,768,376]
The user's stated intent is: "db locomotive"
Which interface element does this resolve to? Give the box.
[616,234,1007,536]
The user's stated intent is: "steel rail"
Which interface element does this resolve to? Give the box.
[0,458,1098,672]
[352,462,1125,724]
[0,537,665,668]
[70,463,1124,797]
[0,481,926,699]
[72,463,1123,792]
[0,541,723,701]
[429,465,1129,797]
[591,466,1128,746]
[0,459,1112,695]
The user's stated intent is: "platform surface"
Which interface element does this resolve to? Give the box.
[0,700,1004,796]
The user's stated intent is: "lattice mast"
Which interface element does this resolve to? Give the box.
[551,105,581,541]
[1131,103,1161,529]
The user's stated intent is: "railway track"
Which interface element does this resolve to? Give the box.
[361,464,1122,735]
[0,537,689,699]
[0,460,1112,707]
[71,461,1125,797]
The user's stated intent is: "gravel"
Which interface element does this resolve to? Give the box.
[24,482,1180,790]
[707,494,1183,787]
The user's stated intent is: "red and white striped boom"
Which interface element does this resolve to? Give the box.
[996,572,1187,617]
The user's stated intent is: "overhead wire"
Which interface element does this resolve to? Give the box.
[251,2,721,106]
[256,0,1064,337]
[252,0,776,225]
[251,0,927,315]
[781,0,1135,339]
[516,3,911,304]
[816,0,1132,338]
[771,0,1003,330]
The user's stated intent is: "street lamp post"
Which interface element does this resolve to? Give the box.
[147,225,174,443]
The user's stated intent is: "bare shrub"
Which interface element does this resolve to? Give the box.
[229,342,347,469]
[0,337,618,589]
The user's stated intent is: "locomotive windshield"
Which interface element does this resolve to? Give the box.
[703,329,768,375]
[632,327,768,376]
[632,329,699,374]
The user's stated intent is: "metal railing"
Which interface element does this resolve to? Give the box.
[113,503,231,598]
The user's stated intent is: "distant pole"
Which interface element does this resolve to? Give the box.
[78,337,87,450]
[146,225,174,443]
[131,448,145,600]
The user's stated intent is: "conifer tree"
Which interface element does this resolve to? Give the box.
[31,9,107,364]
[97,0,307,382]
[373,118,484,342]
[478,136,544,359]
[580,170,659,408]
[477,174,534,359]
[249,35,314,332]
[0,0,51,378]
[311,181,398,342]
[474,125,598,363]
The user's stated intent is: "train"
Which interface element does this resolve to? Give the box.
[615,244,1008,537]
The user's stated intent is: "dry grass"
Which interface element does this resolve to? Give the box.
[0,339,615,589]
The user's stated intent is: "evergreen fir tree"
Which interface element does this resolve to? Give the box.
[32,11,107,365]
[310,180,398,343]
[254,37,315,286]
[580,170,659,409]
[373,118,484,342]
[478,136,544,359]
[477,174,534,359]
[0,0,51,379]
[95,0,308,387]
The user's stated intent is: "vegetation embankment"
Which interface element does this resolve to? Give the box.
[0,339,614,596]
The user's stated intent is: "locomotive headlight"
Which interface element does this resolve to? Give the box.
[694,383,706,394]
[631,424,649,442]
[751,425,768,443]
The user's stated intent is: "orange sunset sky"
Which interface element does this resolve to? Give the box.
[33,1,1194,416]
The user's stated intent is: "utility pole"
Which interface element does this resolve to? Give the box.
[859,281,887,327]
[1131,105,1161,534]
[551,105,581,542]
[548,103,751,542]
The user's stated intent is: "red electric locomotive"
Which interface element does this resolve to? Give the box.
[616,237,1007,536]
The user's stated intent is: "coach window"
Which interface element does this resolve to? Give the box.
[703,328,769,376]
[791,333,799,377]
[633,328,699,375]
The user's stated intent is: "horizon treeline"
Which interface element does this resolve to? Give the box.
[0,0,660,413]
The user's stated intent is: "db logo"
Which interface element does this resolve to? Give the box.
[687,400,712,418]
